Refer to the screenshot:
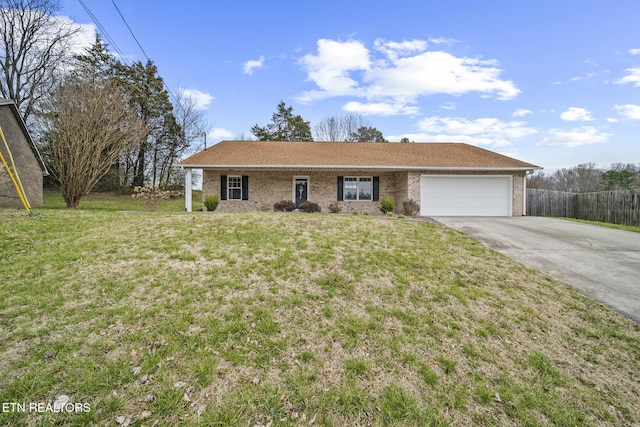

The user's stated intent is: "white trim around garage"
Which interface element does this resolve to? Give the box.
[420,175,513,216]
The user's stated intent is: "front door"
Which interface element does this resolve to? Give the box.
[294,178,308,207]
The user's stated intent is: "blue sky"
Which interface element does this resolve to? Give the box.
[58,0,640,172]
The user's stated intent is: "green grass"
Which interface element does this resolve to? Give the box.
[563,217,640,233]
[41,189,202,211]
[1,200,639,426]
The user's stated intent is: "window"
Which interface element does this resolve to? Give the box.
[221,175,248,200]
[344,177,372,201]
[228,176,242,200]
[344,177,357,200]
[359,177,372,200]
[337,176,379,201]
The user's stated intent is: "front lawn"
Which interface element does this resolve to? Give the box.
[1,210,638,426]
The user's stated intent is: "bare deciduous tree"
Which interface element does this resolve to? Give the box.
[41,78,146,207]
[0,0,80,124]
[528,162,640,192]
[550,163,602,193]
[235,131,255,141]
[157,88,210,187]
[526,171,553,189]
[314,113,370,141]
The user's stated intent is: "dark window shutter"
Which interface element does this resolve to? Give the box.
[220,175,227,200]
[337,176,344,201]
[241,175,249,200]
[373,176,380,201]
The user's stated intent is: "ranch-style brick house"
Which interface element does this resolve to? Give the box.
[178,140,541,216]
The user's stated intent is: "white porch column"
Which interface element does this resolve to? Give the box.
[185,168,192,212]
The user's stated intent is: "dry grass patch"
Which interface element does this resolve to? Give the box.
[0,210,638,426]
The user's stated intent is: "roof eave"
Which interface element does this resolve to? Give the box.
[177,164,541,171]
[0,99,48,175]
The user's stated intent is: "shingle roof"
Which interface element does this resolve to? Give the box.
[178,140,540,170]
[0,99,48,174]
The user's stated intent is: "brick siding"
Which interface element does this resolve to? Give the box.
[202,169,526,216]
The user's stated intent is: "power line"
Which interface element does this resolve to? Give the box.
[77,0,189,121]
[108,0,183,114]
[110,0,150,63]
[77,0,128,64]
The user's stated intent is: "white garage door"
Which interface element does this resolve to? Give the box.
[420,175,512,216]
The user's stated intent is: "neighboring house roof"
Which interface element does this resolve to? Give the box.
[178,140,541,171]
[0,98,48,175]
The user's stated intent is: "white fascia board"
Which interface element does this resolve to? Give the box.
[177,164,540,171]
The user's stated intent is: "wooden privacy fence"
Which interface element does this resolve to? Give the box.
[527,189,640,226]
[526,189,575,218]
[575,191,640,226]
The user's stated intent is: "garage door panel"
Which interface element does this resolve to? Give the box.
[420,175,512,216]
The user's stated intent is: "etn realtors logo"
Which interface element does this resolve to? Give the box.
[2,395,90,414]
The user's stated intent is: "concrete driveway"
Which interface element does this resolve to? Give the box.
[432,216,640,322]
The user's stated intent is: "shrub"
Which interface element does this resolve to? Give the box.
[119,186,135,196]
[379,195,394,214]
[402,199,420,217]
[273,200,296,212]
[328,202,342,213]
[203,194,220,212]
[362,210,370,215]
[298,201,321,213]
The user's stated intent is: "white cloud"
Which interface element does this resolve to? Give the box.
[208,128,234,139]
[553,71,597,85]
[65,19,97,55]
[343,101,420,116]
[495,150,527,161]
[512,108,532,118]
[538,126,610,147]
[366,51,520,101]
[570,72,596,82]
[58,17,130,73]
[616,68,640,86]
[560,107,594,122]
[614,104,640,120]
[297,38,520,113]
[374,38,428,60]
[54,16,100,61]
[298,39,370,101]
[629,48,640,55]
[426,37,458,46]
[242,55,265,75]
[179,88,214,110]
[440,101,456,110]
[415,116,537,147]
